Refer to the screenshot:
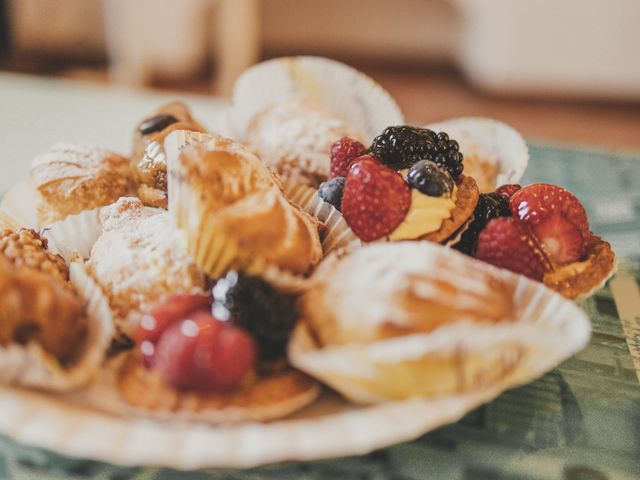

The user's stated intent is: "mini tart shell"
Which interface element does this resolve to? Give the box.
[418,174,479,244]
[543,235,617,301]
[116,354,320,424]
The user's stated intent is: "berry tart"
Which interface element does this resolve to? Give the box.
[165,131,322,279]
[132,102,207,208]
[113,272,319,423]
[459,183,617,300]
[29,143,134,226]
[315,126,479,245]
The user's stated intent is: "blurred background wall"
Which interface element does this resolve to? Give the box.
[2,0,639,99]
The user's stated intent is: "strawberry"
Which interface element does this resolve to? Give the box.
[510,184,589,265]
[154,311,256,392]
[475,217,551,281]
[341,155,411,241]
[495,184,521,199]
[330,137,366,178]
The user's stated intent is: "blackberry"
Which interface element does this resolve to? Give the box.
[138,114,178,136]
[368,126,464,179]
[318,177,346,210]
[406,160,454,197]
[211,271,298,362]
[453,192,511,256]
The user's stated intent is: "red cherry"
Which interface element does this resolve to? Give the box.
[154,312,256,391]
[135,293,210,368]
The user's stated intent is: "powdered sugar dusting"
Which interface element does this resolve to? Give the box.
[245,97,362,184]
[308,242,511,341]
[30,143,130,189]
[87,198,205,335]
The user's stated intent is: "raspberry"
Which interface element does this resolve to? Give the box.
[510,184,589,265]
[330,137,366,178]
[341,155,411,242]
[475,217,551,281]
[496,184,522,199]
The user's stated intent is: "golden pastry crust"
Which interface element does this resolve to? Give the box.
[86,198,206,341]
[300,242,515,347]
[117,353,319,423]
[0,256,86,363]
[543,235,617,300]
[30,143,134,226]
[169,135,323,277]
[132,102,206,208]
[420,174,479,243]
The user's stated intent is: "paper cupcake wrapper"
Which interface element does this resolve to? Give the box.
[0,179,39,229]
[283,178,362,255]
[424,117,529,192]
[289,264,591,404]
[228,56,404,144]
[0,262,114,391]
[41,208,102,263]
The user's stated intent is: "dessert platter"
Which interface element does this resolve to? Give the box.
[0,57,618,470]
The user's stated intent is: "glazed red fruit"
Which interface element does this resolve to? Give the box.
[136,293,210,368]
[341,155,411,242]
[475,217,550,281]
[495,184,522,199]
[154,311,256,392]
[330,137,367,178]
[510,183,589,265]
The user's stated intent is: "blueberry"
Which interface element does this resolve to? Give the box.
[138,114,178,136]
[406,160,454,197]
[318,177,346,210]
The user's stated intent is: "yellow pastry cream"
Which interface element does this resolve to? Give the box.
[543,258,590,284]
[388,170,458,241]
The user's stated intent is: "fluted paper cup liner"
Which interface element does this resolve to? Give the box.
[425,117,529,192]
[283,178,361,255]
[229,56,404,144]
[289,264,591,404]
[41,208,102,263]
[0,262,114,391]
[0,179,39,229]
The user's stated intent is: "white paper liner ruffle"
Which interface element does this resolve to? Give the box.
[228,56,404,144]
[425,117,529,191]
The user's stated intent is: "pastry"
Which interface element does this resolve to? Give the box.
[315,126,479,246]
[86,197,206,341]
[114,272,318,423]
[165,132,323,278]
[132,102,207,208]
[289,241,520,403]
[300,242,514,347]
[0,229,86,363]
[30,143,134,226]
[245,96,362,187]
[471,183,617,299]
